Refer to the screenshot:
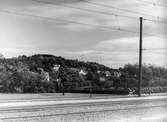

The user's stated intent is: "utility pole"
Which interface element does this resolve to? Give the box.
[62,81,65,96]
[89,83,92,97]
[138,17,143,97]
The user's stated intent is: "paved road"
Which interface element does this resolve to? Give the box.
[0,94,167,122]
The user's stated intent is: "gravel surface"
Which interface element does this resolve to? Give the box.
[0,94,167,122]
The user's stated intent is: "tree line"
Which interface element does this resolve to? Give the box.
[0,54,167,93]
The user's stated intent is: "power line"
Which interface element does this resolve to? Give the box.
[0,9,164,37]
[0,9,139,34]
[81,0,167,21]
[144,51,167,55]
[143,18,167,24]
[143,48,167,54]
[31,0,137,20]
[143,48,167,51]
[136,0,167,8]
[32,0,167,24]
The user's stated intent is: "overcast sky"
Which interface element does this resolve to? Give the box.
[0,0,166,68]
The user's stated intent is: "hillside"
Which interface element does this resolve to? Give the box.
[0,54,167,93]
[0,54,116,93]
[19,54,113,72]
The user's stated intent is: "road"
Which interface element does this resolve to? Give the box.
[0,94,167,122]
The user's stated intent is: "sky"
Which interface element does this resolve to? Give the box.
[0,0,166,68]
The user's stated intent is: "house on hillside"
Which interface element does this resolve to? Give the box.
[53,64,60,72]
[98,71,114,89]
[79,69,88,76]
[112,71,129,89]
[90,70,113,89]
[105,71,111,77]
[38,68,50,82]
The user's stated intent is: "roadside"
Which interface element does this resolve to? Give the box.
[0,93,166,109]
[0,92,167,103]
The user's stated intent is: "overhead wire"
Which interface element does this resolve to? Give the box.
[0,1,165,38]
[143,51,167,55]
[0,9,140,34]
[30,0,167,39]
[0,8,160,37]
[0,8,165,38]
[32,0,167,24]
[0,0,165,65]
[143,48,167,55]
[143,48,167,50]
[81,0,167,21]
[135,0,167,8]
[31,0,137,20]
[143,18,167,24]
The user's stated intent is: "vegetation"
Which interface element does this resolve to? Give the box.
[0,54,167,94]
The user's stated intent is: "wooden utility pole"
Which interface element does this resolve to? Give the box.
[138,17,143,97]
[89,83,92,97]
[62,81,65,96]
